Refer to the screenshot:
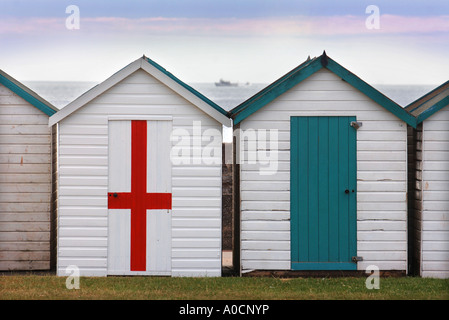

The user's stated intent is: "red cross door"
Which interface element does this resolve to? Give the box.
[108,120,172,272]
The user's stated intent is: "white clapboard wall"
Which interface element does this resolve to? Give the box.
[237,69,408,273]
[0,84,53,270]
[55,69,223,277]
[419,107,449,278]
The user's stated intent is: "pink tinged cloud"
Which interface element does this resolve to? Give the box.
[1,15,449,36]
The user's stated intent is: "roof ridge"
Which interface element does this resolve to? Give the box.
[229,56,318,117]
[143,56,228,117]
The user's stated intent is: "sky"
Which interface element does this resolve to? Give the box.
[1,0,449,85]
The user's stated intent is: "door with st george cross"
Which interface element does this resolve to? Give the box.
[107,119,172,275]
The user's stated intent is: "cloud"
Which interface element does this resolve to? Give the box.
[1,15,449,37]
[0,17,63,34]
[369,14,449,34]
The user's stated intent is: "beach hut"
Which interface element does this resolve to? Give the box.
[229,52,416,275]
[0,70,58,271]
[406,81,449,278]
[49,56,231,277]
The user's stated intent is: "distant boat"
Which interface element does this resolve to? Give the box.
[215,79,238,87]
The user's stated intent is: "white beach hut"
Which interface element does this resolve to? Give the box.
[0,70,58,271]
[406,81,449,278]
[49,56,231,277]
[229,52,416,275]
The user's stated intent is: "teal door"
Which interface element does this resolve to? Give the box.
[290,116,357,270]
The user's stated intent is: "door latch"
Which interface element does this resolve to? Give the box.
[350,121,362,130]
[352,256,363,263]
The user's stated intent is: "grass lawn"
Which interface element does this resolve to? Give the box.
[0,275,448,300]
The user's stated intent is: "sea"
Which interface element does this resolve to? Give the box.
[23,81,436,142]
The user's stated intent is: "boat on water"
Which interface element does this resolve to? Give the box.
[215,79,238,87]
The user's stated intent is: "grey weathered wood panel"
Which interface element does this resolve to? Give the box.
[0,84,52,271]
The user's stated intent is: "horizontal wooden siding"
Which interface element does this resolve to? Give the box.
[421,107,449,278]
[0,85,52,271]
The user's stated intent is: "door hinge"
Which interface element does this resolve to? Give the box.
[352,256,363,263]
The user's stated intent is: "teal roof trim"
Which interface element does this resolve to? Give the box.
[405,80,449,124]
[0,71,58,116]
[230,57,322,125]
[325,58,416,128]
[229,53,417,128]
[405,80,449,113]
[416,94,449,124]
[144,57,228,117]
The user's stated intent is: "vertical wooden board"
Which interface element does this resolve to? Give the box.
[130,120,148,272]
[290,117,299,263]
[147,209,171,273]
[338,117,350,262]
[298,117,309,262]
[108,121,131,192]
[348,116,358,261]
[147,120,172,194]
[318,117,329,262]
[146,120,172,274]
[107,121,131,274]
[107,210,131,273]
[328,117,340,261]
[308,117,319,262]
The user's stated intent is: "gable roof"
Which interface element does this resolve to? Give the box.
[405,80,449,124]
[49,56,231,126]
[0,69,58,116]
[228,52,417,128]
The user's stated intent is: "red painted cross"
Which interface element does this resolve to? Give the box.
[108,120,172,271]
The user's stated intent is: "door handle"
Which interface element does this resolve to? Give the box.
[345,189,355,194]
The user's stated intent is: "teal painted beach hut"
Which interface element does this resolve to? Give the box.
[406,81,449,278]
[229,52,416,275]
[0,70,58,271]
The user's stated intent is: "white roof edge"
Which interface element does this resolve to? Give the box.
[49,57,232,127]
[48,58,142,126]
